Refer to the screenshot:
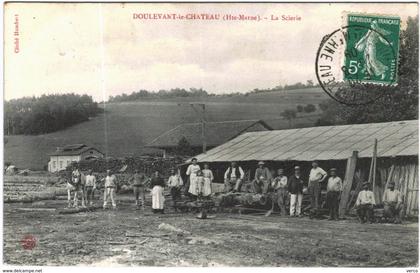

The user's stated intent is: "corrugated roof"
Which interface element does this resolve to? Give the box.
[146,120,272,148]
[193,120,418,162]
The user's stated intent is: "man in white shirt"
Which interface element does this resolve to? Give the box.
[355,182,375,223]
[103,170,118,209]
[308,161,327,210]
[168,169,184,209]
[383,181,403,224]
[271,168,288,216]
[326,168,342,220]
[84,169,97,206]
[224,161,245,192]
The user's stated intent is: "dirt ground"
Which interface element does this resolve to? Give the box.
[3,195,418,267]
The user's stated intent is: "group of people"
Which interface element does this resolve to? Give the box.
[66,166,184,214]
[66,159,404,223]
[66,167,117,209]
[356,180,403,224]
[189,159,404,223]
[219,160,342,219]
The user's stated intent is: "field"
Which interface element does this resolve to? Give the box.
[3,195,418,267]
[4,88,328,170]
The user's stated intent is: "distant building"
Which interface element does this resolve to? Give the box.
[48,144,104,172]
[146,119,272,157]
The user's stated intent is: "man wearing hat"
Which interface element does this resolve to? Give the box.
[383,181,403,224]
[252,161,271,194]
[308,161,327,211]
[355,182,375,223]
[271,168,289,216]
[224,161,245,192]
[288,166,305,217]
[326,168,342,220]
[84,169,97,206]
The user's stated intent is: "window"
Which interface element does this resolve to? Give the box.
[59,161,63,169]
[53,161,56,169]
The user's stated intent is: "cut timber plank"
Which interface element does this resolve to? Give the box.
[17,208,56,212]
[382,164,395,201]
[339,151,358,218]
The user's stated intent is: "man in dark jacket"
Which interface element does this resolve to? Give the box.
[288,166,305,217]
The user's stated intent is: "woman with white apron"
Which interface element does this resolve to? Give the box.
[201,163,213,197]
[150,170,165,214]
[186,158,201,199]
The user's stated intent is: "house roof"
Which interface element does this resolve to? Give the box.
[146,120,272,149]
[191,120,418,163]
[49,144,103,156]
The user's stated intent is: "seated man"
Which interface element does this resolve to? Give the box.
[355,182,375,224]
[252,161,271,194]
[383,181,403,224]
[224,161,245,192]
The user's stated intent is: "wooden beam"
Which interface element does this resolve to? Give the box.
[339,151,358,218]
[382,164,395,201]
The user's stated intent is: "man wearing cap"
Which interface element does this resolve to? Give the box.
[308,161,327,210]
[224,161,245,192]
[103,169,118,209]
[355,182,375,223]
[84,169,97,206]
[383,181,403,224]
[288,166,305,217]
[326,168,342,220]
[167,168,184,209]
[252,161,271,194]
[130,169,149,209]
[271,168,289,216]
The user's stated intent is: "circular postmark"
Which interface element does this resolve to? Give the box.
[21,234,37,250]
[315,24,398,105]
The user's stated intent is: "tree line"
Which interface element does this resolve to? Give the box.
[108,88,210,103]
[108,81,320,103]
[316,16,418,126]
[4,94,101,135]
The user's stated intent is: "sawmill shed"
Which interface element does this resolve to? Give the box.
[186,120,418,217]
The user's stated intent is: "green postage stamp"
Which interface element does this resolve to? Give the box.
[344,13,400,85]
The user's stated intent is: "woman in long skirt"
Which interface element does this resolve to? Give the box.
[150,170,165,214]
[186,158,201,199]
[201,163,213,197]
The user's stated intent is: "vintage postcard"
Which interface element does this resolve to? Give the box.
[2,2,419,271]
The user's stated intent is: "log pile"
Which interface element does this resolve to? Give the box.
[214,192,274,209]
[63,156,187,176]
[4,175,66,203]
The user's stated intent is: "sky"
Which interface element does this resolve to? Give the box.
[4,2,418,102]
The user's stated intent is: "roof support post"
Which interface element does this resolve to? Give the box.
[339,151,358,218]
[189,103,206,153]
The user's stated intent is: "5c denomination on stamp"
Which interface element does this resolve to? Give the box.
[315,13,400,105]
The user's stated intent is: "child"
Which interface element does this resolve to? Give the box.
[201,164,213,198]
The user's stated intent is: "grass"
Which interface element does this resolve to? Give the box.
[4,88,328,170]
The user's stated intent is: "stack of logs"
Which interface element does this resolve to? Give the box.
[4,175,67,203]
[64,156,187,176]
[214,192,274,209]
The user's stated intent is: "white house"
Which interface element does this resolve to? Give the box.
[48,144,104,172]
